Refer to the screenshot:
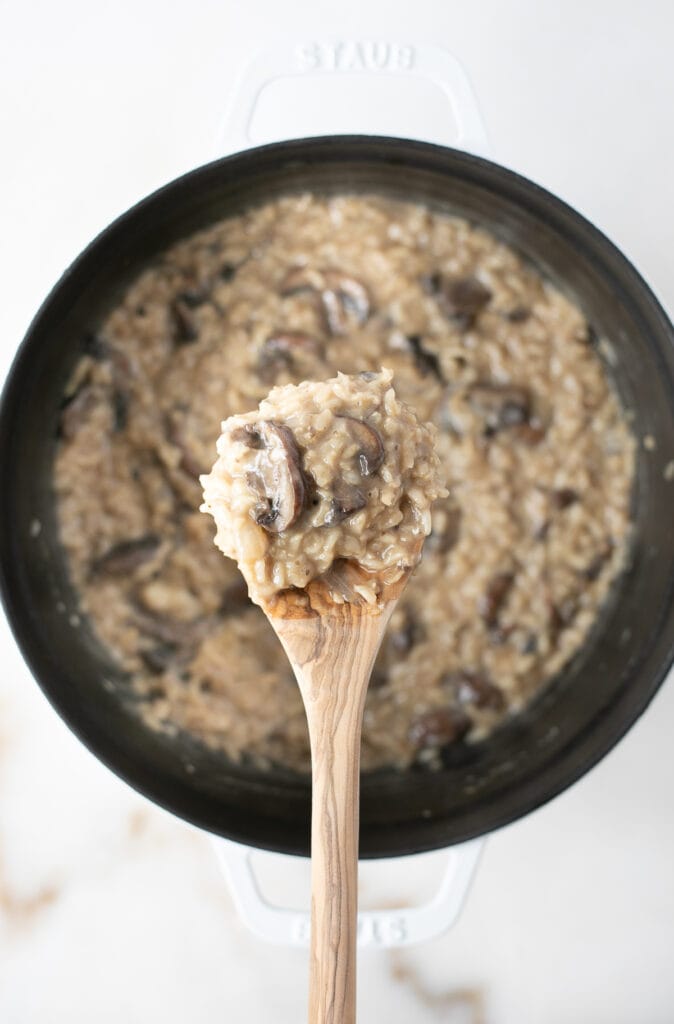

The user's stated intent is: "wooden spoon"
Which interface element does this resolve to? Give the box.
[262,554,421,1024]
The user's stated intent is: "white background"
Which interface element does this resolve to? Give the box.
[1,1,673,1021]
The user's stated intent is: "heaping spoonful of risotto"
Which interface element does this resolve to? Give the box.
[201,369,446,1024]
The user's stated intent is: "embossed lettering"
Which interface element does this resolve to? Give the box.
[294,41,416,73]
[296,43,321,69]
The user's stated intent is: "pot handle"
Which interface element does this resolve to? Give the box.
[221,40,490,156]
[212,836,484,948]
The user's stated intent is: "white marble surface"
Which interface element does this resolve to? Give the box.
[1,1,674,1020]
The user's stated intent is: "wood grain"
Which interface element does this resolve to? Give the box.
[266,559,417,1024]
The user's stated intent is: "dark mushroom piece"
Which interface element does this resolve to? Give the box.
[469,384,531,433]
[506,305,531,323]
[176,287,208,309]
[321,271,370,335]
[170,297,199,345]
[58,383,99,440]
[423,274,492,328]
[478,571,515,627]
[337,415,385,477]
[323,482,367,527]
[230,424,265,449]
[140,643,179,674]
[581,541,614,582]
[112,388,129,432]
[548,595,580,640]
[262,332,323,360]
[390,332,444,382]
[442,670,505,712]
[551,488,579,510]
[409,708,470,750]
[132,605,202,647]
[82,332,109,360]
[219,262,237,282]
[280,266,370,336]
[258,332,324,380]
[237,421,306,533]
[92,534,160,576]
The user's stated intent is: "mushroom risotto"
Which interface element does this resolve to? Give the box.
[54,194,635,772]
[201,370,446,608]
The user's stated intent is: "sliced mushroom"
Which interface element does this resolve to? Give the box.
[551,488,579,510]
[423,273,492,328]
[280,266,370,336]
[469,384,531,433]
[230,424,265,449]
[219,262,237,282]
[323,482,366,526]
[59,383,99,439]
[390,332,444,382]
[92,534,160,576]
[478,571,515,627]
[584,323,599,347]
[112,388,129,432]
[258,332,323,380]
[176,287,208,309]
[409,708,470,750]
[322,271,370,335]
[581,541,613,581]
[82,332,109,361]
[337,415,385,477]
[140,643,179,674]
[548,595,580,639]
[442,670,505,712]
[170,298,199,345]
[244,421,306,533]
[506,305,531,323]
[132,605,203,648]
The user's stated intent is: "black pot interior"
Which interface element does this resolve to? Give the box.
[1,138,673,858]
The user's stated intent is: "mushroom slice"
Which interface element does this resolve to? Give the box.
[262,332,322,358]
[229,424,265,449]
[323,482,366,526]
[478,571,515,627]
[170,297,199,345]
[338,415,385,477]
[92,534,160,576]
[258,332,324,382]
[59,383,100,439]
[321,272,370,335]
[243,421,306,533]
[280,266,370,336]
[423,273,492,328]
[468,384,531,434]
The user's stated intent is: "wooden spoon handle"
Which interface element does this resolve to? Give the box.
[305,676,365,1024]
[275,603,395,1024]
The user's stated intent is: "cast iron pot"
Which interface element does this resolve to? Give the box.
[1,137,674,858]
